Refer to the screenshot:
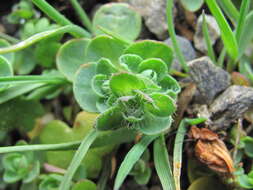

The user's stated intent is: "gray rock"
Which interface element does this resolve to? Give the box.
[194,14,220,52]
[164,35,196,71]
[125,0,173,40]
[188,56,230,104]
[209,85,253,129]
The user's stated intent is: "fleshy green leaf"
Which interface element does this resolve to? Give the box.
[0,98,44,131]
[96,58,117,75]
[159,75,181,94]
[119,54,143,73]
[91,74,108,97]
[95,106,123,131]
[180,0,204,12]
[109,73,145,96]
[85,35,126,66]
[188,176,228,190]
[73,63,99,112]
[242,136,253,158]
[0,39,15,64]
[144,93,176,117]
[138,58,167,81]
[72,180,97,190]
[57,38,90,81]
[238,175,253,189]
[137,113,172,135]
[124,40,173,69]
[93,3,141,41]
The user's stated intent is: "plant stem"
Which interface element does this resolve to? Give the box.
[0,141,81,154]
[166,0,189,72]
[59,129,99,190]
[0,25,90,54]
[70,0,94,33]
[0,76,67,85]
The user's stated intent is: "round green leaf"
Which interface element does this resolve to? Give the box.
[73,63,99,112]
[180,0,204,12]
[91,74,108,97]
[119,54,143,73]
[93,3,141,41]
[237,175,253,189]
[109,73,145,96]
[86,35,126,66]
[96,58,117,75]
[0,39,15,64]
[72,179,97,190]
[159,75,181,95]
[138,58,167,80]
[13,48,36,75]
[242,136,253,158]
[124,40,173,69]
[137,113,172,135]
[144,93,176,117]
[57,38,90,81]
[187,177,228,190]
[96,106,124,131]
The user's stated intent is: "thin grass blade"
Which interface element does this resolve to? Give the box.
[0,84,44,104]
[173,117,206,190]
[202,11,216,63]
[154,135,175,190]
[235,0,251,41]
[166,0,189,72]
[70,0,93,33]
[217,0,239,24]
[59,129,99,190]
[205,0,238,60]
[0,141,81,154]
[114,135,157,190]
[0,26,90,54]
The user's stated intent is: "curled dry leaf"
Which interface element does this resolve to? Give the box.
[189,126,234,174]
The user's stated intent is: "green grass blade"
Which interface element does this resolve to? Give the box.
[205,0,238,61]
[32,0,71,26]
[59,129,99,190]
[114,135,157,190]
[0,84,44,104]
[218,0,239,23]
[70,0,93,33]
[202,11,216,63]
[238,11,253,57]
[173,120,187,190]
[173,118,206,190]
[0,25,90,54]
[0,141,81,154]
[0,76,67,85]
[235,0,251,41]
[98,26,132,46]
[166,0,189,72]
[217,47,226,67]
[154,135,175,190]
